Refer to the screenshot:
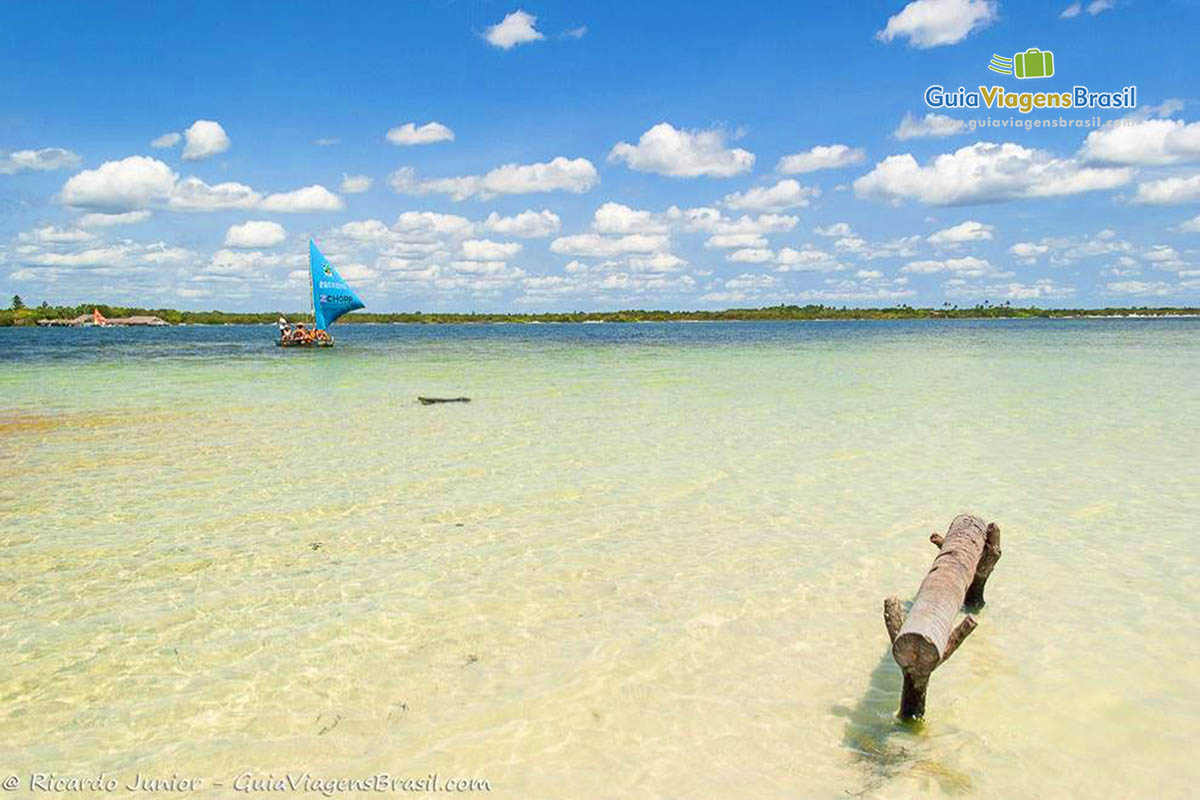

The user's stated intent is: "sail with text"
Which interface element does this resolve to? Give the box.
[309,240,365,330]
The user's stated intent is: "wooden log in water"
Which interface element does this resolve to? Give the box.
[418,396,471,405]
[884,513,1001,719]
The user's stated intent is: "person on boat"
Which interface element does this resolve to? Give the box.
[277,316,290,339]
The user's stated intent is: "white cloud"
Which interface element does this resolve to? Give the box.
[17,225,96,244]
[13,240,194,277]
[893,112,966,140]
[928,219,994,246]
[390,157,598,200]
[876,0,998,48]
[59,155,178,210]
[1006,230,1131,266]
[1086,0,1115,15]
[609,123,754,178]
[151,132,181,149]
[483,209,561,237]
[77,210,151,228]
[705,233,767,249]
[627,252,686,273]
[901,256,1001,277]
[564,26,587,39]
[777,144,865,174]
[550,233,669,258]
[0,147,82,174]
[168,177,262,211]
[1079,118,1200,166]
[722,179,820,211]
[1177,214,1200,233]
[814,222,854,237]
[225,220,287,248]
[484,10,545,49]
[1060,2,1082,17]
[1143,244,1188,271]
[1131,174,1200,205]
[776,247,846,273]
[1105,280,1174,296]
[854,142,1132,205]
[181,120,231,161]
[591,202,669,234]
[460,238,522,261]
[260,184,344,212]
[393,211,476,239]
[385,121,455,146]
[947,279,1075,300]
[1008,242,1051,264]
[673,208,798,236]
[727,248,774,264]
[833,234,923,260]
[340,174,372,193]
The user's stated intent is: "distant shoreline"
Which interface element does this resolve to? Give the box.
[4,303,1200,327]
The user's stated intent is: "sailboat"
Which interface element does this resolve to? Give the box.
[279,240,365,347]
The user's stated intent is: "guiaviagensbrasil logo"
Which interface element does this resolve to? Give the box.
[923,45,1135,115]
[989,48,1054,79]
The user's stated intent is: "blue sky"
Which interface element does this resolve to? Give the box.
[2,0,1199,311]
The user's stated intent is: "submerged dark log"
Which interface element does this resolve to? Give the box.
[418,396,471,405]
[883,514,1000,720]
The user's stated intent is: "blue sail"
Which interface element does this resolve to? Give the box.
[310,240,365,330]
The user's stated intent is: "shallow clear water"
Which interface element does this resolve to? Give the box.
[2,320,1198,798]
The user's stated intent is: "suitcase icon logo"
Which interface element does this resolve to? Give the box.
[988,48,1055,79]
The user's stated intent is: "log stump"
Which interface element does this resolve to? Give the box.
[883,514,1001,720]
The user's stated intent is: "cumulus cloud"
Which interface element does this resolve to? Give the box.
[608,123,754,178]
[390,157,598,201]
[722,179,820,211]
[182,120,231,161]
[77,210,152,228]
[0,147,82,174]
[340,174,373,193]
[776,247,847,272]
[484,10,545,49]
[1131,174,1200,204]
[385,121,455,146]
[1105,280,1174,296]
[1008,242,1051,264]
[483,209,561,237]
[893,112,966,140]
[17,225,96,244]
[901,256,1003,277]
[854,142,1132,205]
[876,0,998,48]
[151,132,181,149]
[1177,213,1200,233]
[833,234,923,260]
[549,233,669,257]
[776,144,865,174]
[59,156,346,215]
[168,177,261,211]
[260,184,344,212]
[59,155,178,210]
[224,220,287,248]
[460,239,522,261]
[591,202,670,234]
[814,222,854,237]
[928,220,994,246]
[1079,118,1200,165]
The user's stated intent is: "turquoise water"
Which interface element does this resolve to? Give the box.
[2,320,1198,798]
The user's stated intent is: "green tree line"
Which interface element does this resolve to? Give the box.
[2,296,1198,327]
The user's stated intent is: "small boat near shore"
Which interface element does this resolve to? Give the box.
[278,240,365,347]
